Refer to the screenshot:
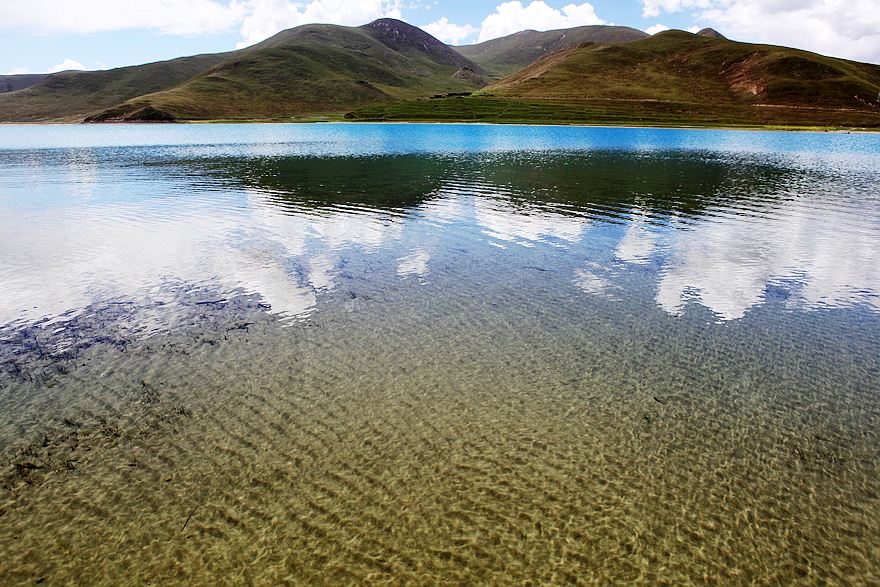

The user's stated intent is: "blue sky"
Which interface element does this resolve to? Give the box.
[1,0,878,75]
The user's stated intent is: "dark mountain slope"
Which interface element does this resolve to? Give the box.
[88,19,486,122]
[697,28,727,40]
[0,74,50,94]
[455,25,648,77]
[362,18,478,70]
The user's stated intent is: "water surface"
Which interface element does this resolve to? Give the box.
[1,124,878,584]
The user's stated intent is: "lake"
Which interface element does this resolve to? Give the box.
[1,123,878,583]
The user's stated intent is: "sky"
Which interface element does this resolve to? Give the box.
[1,0,879,75]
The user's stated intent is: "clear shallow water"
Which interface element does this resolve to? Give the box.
[0,123,878,583]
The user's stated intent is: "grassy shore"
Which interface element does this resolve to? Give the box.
[343,96,880,131]
[3,103,877,132]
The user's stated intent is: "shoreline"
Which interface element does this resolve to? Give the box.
[0,118,877,133]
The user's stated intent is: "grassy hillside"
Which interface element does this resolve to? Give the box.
[351,30,880,129]
[455,26,648,78]
[0,54,231,122]
[489,31,880,108]
[87,19,486,122]
[0,74,49,94]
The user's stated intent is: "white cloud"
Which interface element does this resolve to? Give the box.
[421,17,479,45]
[49,58,86,73]
[640,0,880,63]
[641,0,709,18]
[645,23,670,35]
[0,0,246,36]
[3,59,89,75]
[477,1,605,43]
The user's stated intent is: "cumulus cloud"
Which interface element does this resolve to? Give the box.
[0,0,245,35]
[645,23,670,35]
[3,59,87,75]
[640,0,880,63]
[49,58,87,73]
[477,1,605,42]
[421,17,479,45]
[641,0,709,18]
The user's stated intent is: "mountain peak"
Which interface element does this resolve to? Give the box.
[361,18,440,48]
[361,18,480,71]
[696,28,727,40]
[364,18,415,30]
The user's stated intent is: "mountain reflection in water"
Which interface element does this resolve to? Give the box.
[1,140,878,327]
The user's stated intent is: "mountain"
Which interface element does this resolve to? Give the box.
[0,19,483,123]
[88,19,485,122]
[0,74,50,94]
[696,28,727,40]
[4,21,879,128]
[360,18,477,70]
[455,25,648,77]
[0,53,231,122]
[352,29,880,128]
[488,30,880,110]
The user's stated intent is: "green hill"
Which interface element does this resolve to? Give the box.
[0,53,232,122]
[350,30,880,129]
[87,19,486,122]
[488,30,880,107]
[455,25,648,78]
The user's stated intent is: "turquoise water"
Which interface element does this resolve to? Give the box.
[1,124,878,583]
